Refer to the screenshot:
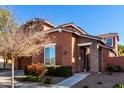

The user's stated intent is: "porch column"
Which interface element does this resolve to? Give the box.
[90,41,99,72]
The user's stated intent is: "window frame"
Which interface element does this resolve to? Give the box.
[106,37,113,47]
[44,43,56,66]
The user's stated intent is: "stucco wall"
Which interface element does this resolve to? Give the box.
[43,24,53,31]
[56,32,72,66]
[103,48,124,71]
[102,48,124,71]
[32,31,73,68]
[106,56,124,71]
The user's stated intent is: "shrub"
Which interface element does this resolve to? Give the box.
[46,66,56,76]
[24,63,48,76]
[47,66,72,77]
[106,64,121,72]
[55,66,72,77]
[43,76,53,84]
[113,84,124,88]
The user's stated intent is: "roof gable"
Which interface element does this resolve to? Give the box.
[58,23,88,35]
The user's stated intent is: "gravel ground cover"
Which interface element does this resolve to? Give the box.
[72,72,124,88]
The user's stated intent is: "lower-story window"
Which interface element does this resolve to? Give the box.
[44,44,55,66]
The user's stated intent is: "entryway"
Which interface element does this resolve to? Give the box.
[78,46,90,72]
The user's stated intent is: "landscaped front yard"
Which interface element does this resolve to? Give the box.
[1,69,124,88]
[0,63,72,88]
[0,70,66,88]
[72,72,124,88]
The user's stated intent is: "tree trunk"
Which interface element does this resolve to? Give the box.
[3,57,6,70]
[11,58,15,88]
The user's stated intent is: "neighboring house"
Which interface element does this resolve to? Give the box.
[2,18,119,73]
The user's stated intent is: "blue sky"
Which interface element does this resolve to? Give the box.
[6,5,124,45]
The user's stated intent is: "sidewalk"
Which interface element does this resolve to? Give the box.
[56,72,90,87]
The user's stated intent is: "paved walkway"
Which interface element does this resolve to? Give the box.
[56,72,90,87]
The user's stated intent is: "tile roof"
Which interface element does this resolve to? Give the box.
[97,33,119,41]
[57,23,88,34]
[24,18,56,27]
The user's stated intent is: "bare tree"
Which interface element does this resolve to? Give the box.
[0,8,50,88]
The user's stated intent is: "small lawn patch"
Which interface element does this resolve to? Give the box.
[23,75,44,82]
[16,75,53,84]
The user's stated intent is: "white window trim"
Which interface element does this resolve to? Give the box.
[77,42,92,46]
[106,37,113,47]
[44,43,56,66]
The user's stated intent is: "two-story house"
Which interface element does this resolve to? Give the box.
[1,18,119,73]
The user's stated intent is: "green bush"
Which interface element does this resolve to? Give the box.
[46,66,56,76]
[47,66,72,77]
[24,63,48,76]
[44,77,53,84]
[113,84,124,88]
[106,64,121,72]
[55,66,72,77]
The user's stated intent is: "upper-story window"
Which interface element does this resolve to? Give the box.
[105,37,113,46]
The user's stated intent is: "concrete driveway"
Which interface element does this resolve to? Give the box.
[0,70,24,88]
[0,70,24,77]
[0,70,49,88]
